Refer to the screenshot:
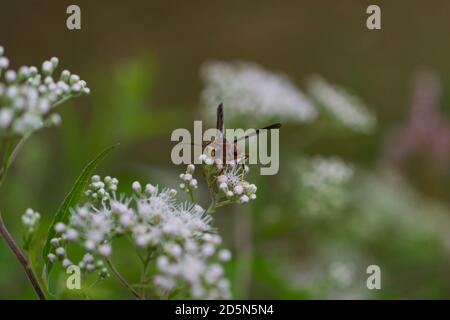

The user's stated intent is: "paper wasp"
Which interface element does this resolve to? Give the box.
[202,103,281,173]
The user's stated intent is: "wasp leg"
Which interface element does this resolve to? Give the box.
[208,167,225,189]
[239,153,250,175]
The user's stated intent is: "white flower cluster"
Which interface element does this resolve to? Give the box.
[198,151,257,206]
[179,164,198,193]
[201,61,317,124]
[299,156,353,217]
[154,231,231,299]
[21,208,40,233]
[329,261,355,288]
[85,175,118,206]
[49,176,232,299]
[302,156,353,186]
[216,167,257,204]
[307,75,376,133]
[47,231,109,278]
[0,45,89,136]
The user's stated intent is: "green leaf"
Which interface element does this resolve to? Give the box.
[1,139,13,171]
[42,144,118,276]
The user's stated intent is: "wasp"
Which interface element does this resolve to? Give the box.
[202,103,280,180]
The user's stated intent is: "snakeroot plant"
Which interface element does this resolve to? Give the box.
[43,103,264,299]
[46,139,259,299]
[49,175,233,299]
[0,47,260,299]
[201,60,317,125]
[0,46,89,300]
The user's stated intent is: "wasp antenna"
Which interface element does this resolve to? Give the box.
[262,123,281,130]
[216,103,224,132]
[233,123,282,143]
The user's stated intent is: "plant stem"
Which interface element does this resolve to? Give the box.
[104,257,141,299]
[140,253,151,299]
[0,212,46,300]
[0,134,30,188]
[206,199,217,214]
[188,189,195,203]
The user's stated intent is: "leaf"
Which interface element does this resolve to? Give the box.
[0,136,27,186]
[1,139,14,171]
[42,144,118,276]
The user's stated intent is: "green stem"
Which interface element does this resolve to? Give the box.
[140,253,151,299]
[104,257,141,299]
[0,134,31,188]
[188,189,195,203]
[206,198,217,215]
[0,212,46,300]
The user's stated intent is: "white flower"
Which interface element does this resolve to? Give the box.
[303,156,353,186]
[83,253,94,263]
[204,157,213,165]
[47,253,57,262]
[21,208,40,233]
[55,247,65,256]
[98,244,112,257]
[51,175,232,299]
[0,108,13,128]
[65,228,78,241]
[186,164,195,174]
[179,165,199,194]
[202,243,215,257]
[0,46,89,137]
[132,181,142,193]
[153,275,175,291]
[165,243,182,257]
[233,185,243,195]
[201,60,317,124]
[0,57,9,69]
[299,156,354,217]
[239,195,249,203]
[54,222,66,233]
[222,168,256,201]
[62,259,72,268]
[145,183,156,194]
[218,249,231,262]
[219,182,228,191]
[189,179,198,188]
[307,75,376,133]
[329,261,355,288]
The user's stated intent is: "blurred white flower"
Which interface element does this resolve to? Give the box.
[21,208,40,233]
[299,156,354,217]
[307,75,376,133]
[179,164,198,194]
[329,261,355,288]
[201,61,317,124]
[303,156,353,186]
[0,45,89,137]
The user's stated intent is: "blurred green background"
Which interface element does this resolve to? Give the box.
[1,0,450,299]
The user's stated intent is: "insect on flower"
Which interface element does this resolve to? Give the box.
[198,103,280,193]
[202,103,281,170]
